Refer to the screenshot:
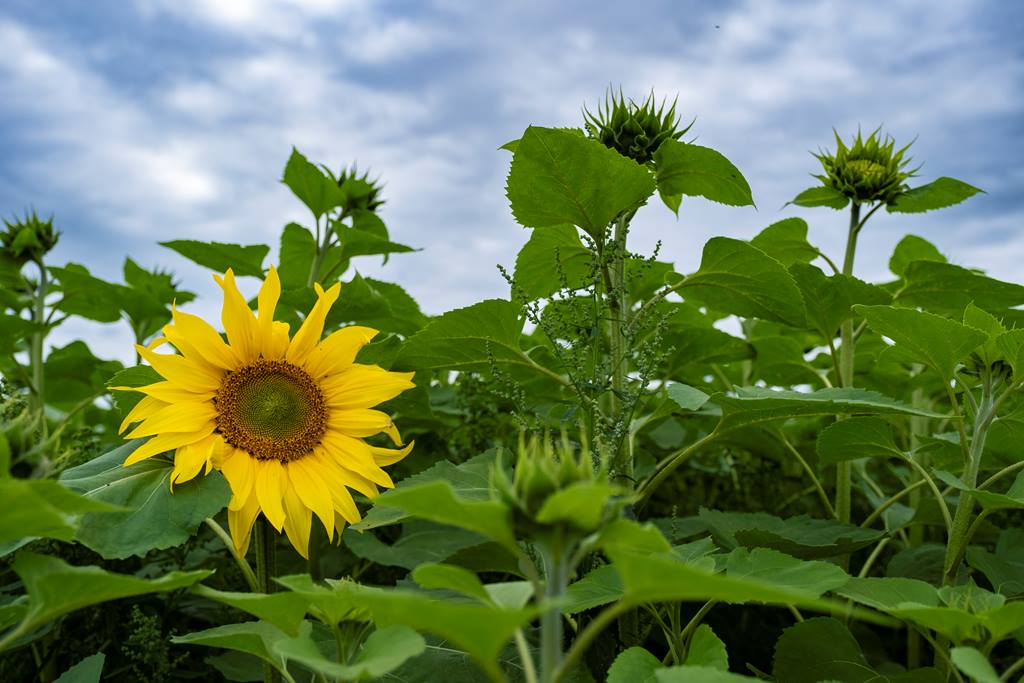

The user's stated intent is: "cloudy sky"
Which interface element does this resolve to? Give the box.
[1,0,1022,363]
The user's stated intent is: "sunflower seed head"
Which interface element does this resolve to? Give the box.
[583,88,691,164]
[814,127,919,205]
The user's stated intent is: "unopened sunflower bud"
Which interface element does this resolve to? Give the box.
[814,128,919,205]
[1,211,59,265]
[333,165,385,215]
[583,89,691,165]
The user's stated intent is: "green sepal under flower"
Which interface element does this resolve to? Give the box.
[583,89,691,165]
[330,164,385,216]
[815,127,918,206]
[1,211,59,266]
[491,432,627,541]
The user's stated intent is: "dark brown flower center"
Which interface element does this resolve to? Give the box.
[215,359,326,462]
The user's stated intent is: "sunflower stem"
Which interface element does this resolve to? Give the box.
[29,260,49,441]
[205,517,258,592]
[835,201,862,532]
[255,517,281,683]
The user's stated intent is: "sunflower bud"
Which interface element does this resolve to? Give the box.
[1,211,59,265]
[334,165,385,215]
[583,89,691,165]
[491,432,623,540]
[814,128,919,205]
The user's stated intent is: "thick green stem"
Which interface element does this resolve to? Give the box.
[944,381,996,583]
[607,214,631,487]
[306,216,333,287]
[29,262,49,435]
[255,519,281,683]
[205,518,258,592]
[835,202,862,526]
[539,540,570,683]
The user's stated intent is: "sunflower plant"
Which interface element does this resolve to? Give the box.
[3,91,1024,683]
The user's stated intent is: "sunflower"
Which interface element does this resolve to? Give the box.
[115,267,415,558]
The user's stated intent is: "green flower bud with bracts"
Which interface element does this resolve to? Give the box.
[813,127,919,206]
[331,164,385,215]
[1,211,59,265]
[583,89,692,165]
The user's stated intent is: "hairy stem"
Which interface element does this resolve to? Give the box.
[205,518,259,592]
[835,201,862,526]
[539,540,570,682]
[30,261,49,438]
[255,518,281,683]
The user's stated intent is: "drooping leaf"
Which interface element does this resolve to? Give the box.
[667,384,711,412]
[854,305,989,381]
[653,140,754,212]
[107,364,163,415]
[172,620,298,683]
[680,238,805,327]
[887,177,982,214]
[48,264,125,323]
[0,479,120,545]
[190,586,312,636]
[724,547,849,597]
[160,240,269,278]
[950,647,1000,683]
[789,264,890,340]
[60,440,232,559]
[281,148,345,220]
[412,563,491,603]
[278,223,318,290]
[897,261,1024,315]
[345,521,486,570]
[564,565,624,614]
[53,652,105,683]
[506,126,656,238]
[816,416,903,465]
[685,625,729,670]
[275,624,426,682]
[8,552,210,643]
[44,341,123,410]
[608,647,661,683]
[699,509,885,560]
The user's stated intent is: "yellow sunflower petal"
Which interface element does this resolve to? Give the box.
[171,434,221,487]
[124,426,216,466]
[286,282,341,366]
[228,489,261,556]
[220,447,256,511]
[320,432,394,488]
[214,269,259,364]
[166,305,239,370]
[264,320,290,360]
[124,401,216,439]
[369,441,415,467]
[312,449,378,507]
[118,395,168,434]
[303,326,378,379]
[320,365,416,410]
[281,476,312,559]
[136,344,223,394]
[328,409,401,444]
[112,381,215,406]
[257,266,285,359]
[254,459,287,531]
[286,458,335,540]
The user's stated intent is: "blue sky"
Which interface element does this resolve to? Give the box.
[1,0,1022,363]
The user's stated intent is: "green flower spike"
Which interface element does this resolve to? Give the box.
[332,164,385,215]
[583,89,692,165]
[1,211,60,266]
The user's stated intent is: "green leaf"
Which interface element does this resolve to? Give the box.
[191,586,311,636]
[506,126,655,238]
[667,384,710,411]
[413,563,491,603]
[653,140,754,211]
[656,667,757,682]
[48,264,125,323]
[950,647,1000,683]
[172,620,297,683]
[282,148,345,220]
[107,364,163,415]
[352,450,499,531]
[773,617,942,683]
[888,177,983,214]
[9,552,210,643]
[276,624,426,682]
[60,440,232,559]
[608,647,661,683]
[685,625,728,670]
[345,521,485,570]
[854,305,989,381]
[0,314,34,355]
[837,576,940,610]
[749,218,818,267]
[897,261,1024,315]
[888,235,947,277]
[699,509,885,560]
[370,480,516,550]
[396,299,530,373]
[513,224,592,299]
[724,547,849,597]
[336,226,415,260]
[278,223,317,290]
[273,575,366,626]
[535,481,619,530]
[788,186,849,209]
[789,264,890,339]
[44,341,122,411]
[681,238,805,327]
[160,240,268,278]
[995,329,1024,378]
[0,479,120,545]
[53,653,105,683]
[816,416,903,465]
[715,387,943,433]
